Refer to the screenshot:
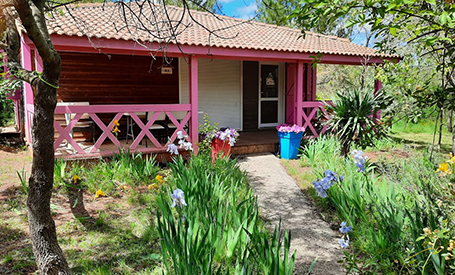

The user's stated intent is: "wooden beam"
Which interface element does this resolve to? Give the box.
[20,37,33,144]
[25,34,400,65]
[189,56,199,152]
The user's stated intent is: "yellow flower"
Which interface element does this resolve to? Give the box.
[73,175,80,183]
[112,126,120,133]
[436,163,451,175]
[148,183,158,190]
[448,153,455,165]
[155,175,163,182]
[95,189,105,198]
[114,119,120,127]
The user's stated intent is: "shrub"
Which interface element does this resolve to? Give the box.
[325,89,391,157]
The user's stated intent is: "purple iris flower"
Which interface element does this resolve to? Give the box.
[171,188,187,208]
[339,221,353,234]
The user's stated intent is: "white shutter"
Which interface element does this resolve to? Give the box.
[180,58,242,130]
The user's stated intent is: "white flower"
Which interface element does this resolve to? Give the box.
[183,142,193,151]
[178,138,185,148]
[219,131,227,141]
[167,144,179,155]
[228,137,236,146]
[177,131,187,140]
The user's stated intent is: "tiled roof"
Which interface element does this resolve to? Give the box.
[45,2,397,59]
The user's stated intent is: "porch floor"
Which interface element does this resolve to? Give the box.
[55,130,279,159]
[231,130,279,156]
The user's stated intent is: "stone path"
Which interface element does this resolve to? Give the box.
[238,153,345,275]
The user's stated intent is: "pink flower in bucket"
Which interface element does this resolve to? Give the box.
[276,124,305,133]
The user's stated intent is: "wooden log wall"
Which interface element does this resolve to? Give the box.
[55,52,179,142]
[58,52,179,104]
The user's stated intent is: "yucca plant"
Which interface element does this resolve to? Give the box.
[325,89,391,157]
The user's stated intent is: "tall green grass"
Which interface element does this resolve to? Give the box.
[154,153,295,274]
[54,149,160,194]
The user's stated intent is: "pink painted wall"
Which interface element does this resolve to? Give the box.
[286,63,295,124]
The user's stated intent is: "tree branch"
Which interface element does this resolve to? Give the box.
[14,0,59,65]
[4,9,37,85]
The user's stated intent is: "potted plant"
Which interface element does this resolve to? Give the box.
[276,124,305,159]
[206,128,239,162]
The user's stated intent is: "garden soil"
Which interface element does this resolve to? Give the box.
[238,153,345,275]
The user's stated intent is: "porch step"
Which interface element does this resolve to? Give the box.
[231,143,278,156]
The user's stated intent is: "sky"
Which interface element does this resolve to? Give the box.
[217,0,258,20]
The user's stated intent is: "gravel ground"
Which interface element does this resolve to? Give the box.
[238,153,345,275]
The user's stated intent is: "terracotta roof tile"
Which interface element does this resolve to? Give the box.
[45,2,398,59]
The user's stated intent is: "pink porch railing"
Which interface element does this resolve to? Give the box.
[301,101,332,138]
[26,103,195,159]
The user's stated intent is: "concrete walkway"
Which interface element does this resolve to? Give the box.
[238,153,345,275]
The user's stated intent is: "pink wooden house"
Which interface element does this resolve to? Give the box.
[19,3,399,159]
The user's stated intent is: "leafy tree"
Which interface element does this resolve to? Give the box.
[290,0,455,153]
[1,0,223,273]
[256,0,354,38]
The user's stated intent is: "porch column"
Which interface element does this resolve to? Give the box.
[374,78,383,122]
[311,64,317,101]
[189,55,199,151]
[20,37,34,144]
[295,60,304,126]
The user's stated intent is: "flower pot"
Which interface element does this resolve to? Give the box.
[211,138,231,163]
[278,131,303,160]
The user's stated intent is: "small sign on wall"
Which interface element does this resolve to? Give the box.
[161,67,173,74]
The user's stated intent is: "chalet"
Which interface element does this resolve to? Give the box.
[18,2,399,159]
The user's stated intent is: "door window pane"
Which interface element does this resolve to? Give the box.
[261,101,278,124]
[261,65,278,98]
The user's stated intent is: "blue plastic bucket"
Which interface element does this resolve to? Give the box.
[278,131,303,159]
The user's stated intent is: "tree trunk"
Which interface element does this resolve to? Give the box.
[438,108,443,149]
[448,109,453,133]
[27,64,71,274]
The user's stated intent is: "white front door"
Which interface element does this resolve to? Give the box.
[259,63,284,127]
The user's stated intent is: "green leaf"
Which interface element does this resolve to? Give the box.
[440,11,449,24]
[389,27,397,36]
[345,18,358,28]
[425,0,436,4]
[425,36,437,46]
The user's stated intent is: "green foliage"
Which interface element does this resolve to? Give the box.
[303,134,455,274]
[290,0,455,150]
[54,149,160,194]
[0,53,20,127]
[317,64,375,100]
[256,0,354,38]
[155,153,295,274]
[300,135,340,167]
[325,89,392,156]
[198,113,220,151]
[16,169,28,196]
[376,56,440,124]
